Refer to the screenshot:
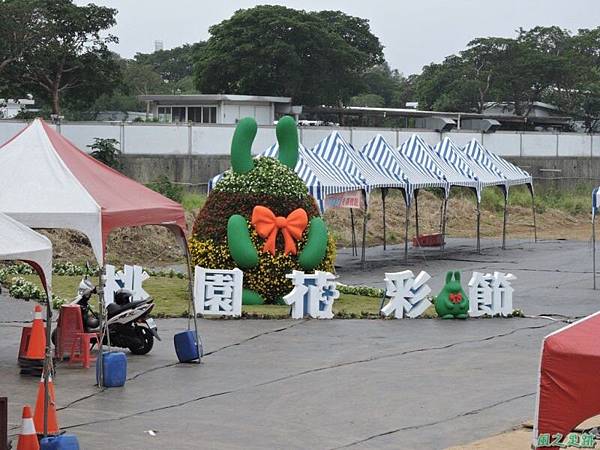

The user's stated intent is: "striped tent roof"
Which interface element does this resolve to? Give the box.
[433,137,503,200]
[311,131,407,192]
[462,139,531,190]
[208,143,365,212]
[397,134,450,195]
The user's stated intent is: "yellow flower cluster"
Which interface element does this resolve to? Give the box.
[188,230,336,303]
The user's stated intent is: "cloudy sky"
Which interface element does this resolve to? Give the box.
[76,0,600,75]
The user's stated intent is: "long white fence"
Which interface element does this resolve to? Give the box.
[0,120,598,157]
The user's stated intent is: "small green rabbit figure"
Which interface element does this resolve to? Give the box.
[435,271,469,319]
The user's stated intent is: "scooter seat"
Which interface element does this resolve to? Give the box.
[107,299,149,319]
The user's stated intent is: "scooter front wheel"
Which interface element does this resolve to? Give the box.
[128,325,154,355]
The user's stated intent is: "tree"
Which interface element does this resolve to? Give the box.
[14,0,119,115]
[134,43,205,84]
[194,5,384,106]
[0,0,40,75]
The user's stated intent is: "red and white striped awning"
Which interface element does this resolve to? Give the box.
[0,119,187,264]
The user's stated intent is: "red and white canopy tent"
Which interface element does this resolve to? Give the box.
[0,211,54,434]
[533,310,600,448]
[0,119,200,382]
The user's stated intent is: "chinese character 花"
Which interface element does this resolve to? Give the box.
[284,270,339,319]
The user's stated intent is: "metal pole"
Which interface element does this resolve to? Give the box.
[530,187,537,243]
[404,203,410,263]
[350,209,357,257]
[502,192,508,250]
[43,284,52,437]
[382,189,387,250]
[477,202,481,254]
[97,267,105,388]
[183,243,201,361]
[360,192,368,268]
[414,192,420,239]
[441,197,448,253]
[594,213,596,290]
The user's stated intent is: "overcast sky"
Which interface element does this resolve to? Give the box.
[76,0,600,75]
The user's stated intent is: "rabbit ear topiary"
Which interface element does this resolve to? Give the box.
[435,271,469,319]
[189,116,335,305]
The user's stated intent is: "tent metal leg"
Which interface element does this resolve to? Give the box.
[476,203,481,254]
[405,204,410,263]
[97,267,105,388]
[502,195,508,250]
[350,209,357,257]
[441,197,448,253]
[414,193,420,239]
[360,194,368,268]
[382,189,387,251]
[439,199,444,233]
[531,190,537,243]
[43,287,53,437]
[183,244,201,360]
[594,215,596,290]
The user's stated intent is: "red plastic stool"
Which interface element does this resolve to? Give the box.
[68,332,98,369]
[55,305,85,360]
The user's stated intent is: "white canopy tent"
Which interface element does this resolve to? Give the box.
[0,212,54,435]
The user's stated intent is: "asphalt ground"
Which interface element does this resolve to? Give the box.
[1,238,597,449]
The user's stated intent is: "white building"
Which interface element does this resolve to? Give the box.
[138,94,302,125]
[0,98,35,119]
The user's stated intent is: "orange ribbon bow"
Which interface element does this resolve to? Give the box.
[251,206,308,256]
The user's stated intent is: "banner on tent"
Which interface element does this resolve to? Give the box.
[324,190,363,210]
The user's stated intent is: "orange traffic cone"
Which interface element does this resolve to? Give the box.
[33,373,59,435]
[16,405,39,450]
[25,305,45,360]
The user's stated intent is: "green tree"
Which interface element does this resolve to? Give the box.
[134,43,205,84]
[0,0,40,75]
[14,0,119,115]
[194,5,384,106]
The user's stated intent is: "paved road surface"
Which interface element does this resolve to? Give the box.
[1,239,597,449]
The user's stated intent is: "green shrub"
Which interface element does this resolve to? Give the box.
[145,175,184,203]
[88,138,121,169]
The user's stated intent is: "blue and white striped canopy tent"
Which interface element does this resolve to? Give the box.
[208,143,366,213]
[434,137,505,201]
[433,136,506,252]
[462,138,536,249]
[397,134,450,197]
[311,131,407,194]
[310,131,408,258]
[592,187,600,288]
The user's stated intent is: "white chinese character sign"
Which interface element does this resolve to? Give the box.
[284,270,339,319]
[103,264,150,305]
[468,271,516,317]
[194,267,243,317]
[380,270,432,318]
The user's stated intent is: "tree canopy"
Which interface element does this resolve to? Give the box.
[194,5,384,106]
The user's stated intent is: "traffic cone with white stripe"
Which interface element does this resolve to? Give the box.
[16,405,39,450]
[33,373,59,435]
[25,305,45,361]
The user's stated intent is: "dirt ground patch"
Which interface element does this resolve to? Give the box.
[38,192,591,265]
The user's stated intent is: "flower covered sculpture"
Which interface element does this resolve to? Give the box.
[189,116,335,305]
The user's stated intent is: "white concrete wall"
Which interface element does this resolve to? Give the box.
[0,120,596,158]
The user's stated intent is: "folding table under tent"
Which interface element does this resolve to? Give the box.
[463,139,536,249]
[0,212,54,435]
[433,137,505,252]
[0,119,201,384]
[310,131,409,261]
[533,310,600,449]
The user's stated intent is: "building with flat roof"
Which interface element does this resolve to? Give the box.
[138,94,302,125]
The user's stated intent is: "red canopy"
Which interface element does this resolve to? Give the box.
[534,310,600,448]
[0,119,187,264]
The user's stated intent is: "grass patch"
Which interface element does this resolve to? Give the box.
[20,275,435,319]
[181,192,206,211]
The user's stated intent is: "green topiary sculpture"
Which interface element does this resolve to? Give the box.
[435,271,469,319]
[189,116,335,305]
